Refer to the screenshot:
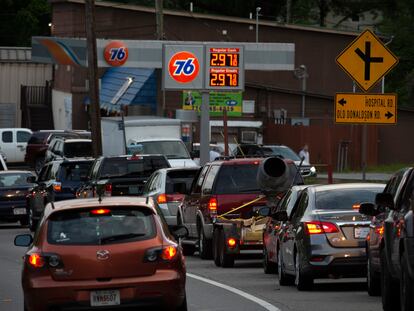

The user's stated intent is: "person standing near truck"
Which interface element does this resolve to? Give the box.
[299,144,310,165]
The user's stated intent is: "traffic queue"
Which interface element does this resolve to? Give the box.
[1,129,413,311]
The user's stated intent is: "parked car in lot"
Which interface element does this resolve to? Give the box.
[177,157,304,263]
[0,170,36,226]
[77,154,171,199]
[143,167,200,226]
[359,168,410,297]
[45,137,93,163]
[262,185,308,274]
[272,183,385,290]
[27,158,95,231]
[0,128,32,164]
[14,196,189,311]
[25,130,91,173]
[359,167,414,311]
[232,144,317,177]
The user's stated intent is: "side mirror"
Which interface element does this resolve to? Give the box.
[359,202,380,217]
[258,206,271,217]
[173,182,188,194]
[272,210,288,222]
[14,234,33,247]
[170,225,189,239]
[27,176,37,184]
[375,193,395,210]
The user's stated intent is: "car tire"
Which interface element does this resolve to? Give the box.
[175,295,188,311]
[263,246,277,274]
[198,227,213,260]
[213,228,221,267]
[34,157,45,174]
[367,254,381,296]
[381,249,400,311]
[219,230,234,268]
[400,252,414,311]
[28,208,37,232]
[278,248,293,286]
[294,251,313,291]
[19,217,29,227]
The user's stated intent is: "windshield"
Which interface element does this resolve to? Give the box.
[58,162,93,182]
[64,142,92,158]
[215,164,261,194]
[129,141,190,159]
[166,169,199,194]
[0,172,35,187]
[100,156,170,178]
[47,208,156,245]
[315,187,384,210]
[268,146,301,161]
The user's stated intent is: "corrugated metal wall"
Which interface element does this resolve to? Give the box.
[0,63,52,127]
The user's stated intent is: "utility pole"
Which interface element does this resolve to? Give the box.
[286,0,291,23]
[155,0,165,116]
[85,0,102,157]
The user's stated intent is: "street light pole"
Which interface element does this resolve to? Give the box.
[255,7,261,43]
[293,65,308,118]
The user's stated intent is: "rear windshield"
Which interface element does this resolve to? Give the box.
[0,172,35,187]
[166,169,199,194]
[47,208,156,245]
[315,187,384,210]
[28,132,49,144]
[268,146,301,161]
[57,162,93,182]
[215,164,261,194]
[100,156,170,178]
[64,142,92,158]
[130,141,190,159]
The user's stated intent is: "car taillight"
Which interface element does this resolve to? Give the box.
[144,245,178,262]
[104,183,112,197]
[227,238,237,248]
[157,194,185,204]
[53,182,62,192]
[90,208,111,215]
[375,225,384,236]
[304,221,339,235]
[28,253,45,268]
[208,197,218,216]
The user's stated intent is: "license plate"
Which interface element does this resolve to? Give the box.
[354,227,370,239]
[129,186,139,194]
[90,290,120,307]
[13,208,26,215]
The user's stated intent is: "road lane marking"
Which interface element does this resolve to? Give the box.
[187,273,282,311]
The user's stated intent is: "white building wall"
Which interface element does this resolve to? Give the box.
[52,89,72,130]
[0,63,52,127]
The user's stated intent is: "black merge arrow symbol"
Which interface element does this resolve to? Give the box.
[385,111,394,119]
[338,98,347,106]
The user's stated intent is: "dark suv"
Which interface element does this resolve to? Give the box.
[77,154,171,199]
[27,158,94,231]
[25,130,91,173]
[360,167,414,311]
[45,137,93,163]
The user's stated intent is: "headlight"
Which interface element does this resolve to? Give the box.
[310,166,316,174]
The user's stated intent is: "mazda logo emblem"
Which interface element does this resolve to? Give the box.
[96,250,110,260]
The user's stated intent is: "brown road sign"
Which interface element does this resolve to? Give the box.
[336,29,398,92]
[335,93,397,124]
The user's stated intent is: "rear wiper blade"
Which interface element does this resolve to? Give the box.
[100,233,145,244]
[238,188,261,193]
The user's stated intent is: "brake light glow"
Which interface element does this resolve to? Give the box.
[208,198,217,211]
[161,246,177,260]
[304,221,339,235]
[28,253,45,268]
[375,225,384,236]
[157,194,167,204]
[104,183,112,196]
[227,238,237,248]
[91,209,111,215]
[53,182,62,192]
[352,204,360,210]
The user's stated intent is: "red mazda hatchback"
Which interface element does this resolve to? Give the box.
[15,197,188,311]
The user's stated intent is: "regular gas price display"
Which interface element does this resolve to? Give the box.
[205,45,244,91]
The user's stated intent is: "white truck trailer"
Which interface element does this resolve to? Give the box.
[101,116,197,167]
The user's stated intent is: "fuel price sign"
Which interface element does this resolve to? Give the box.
[205,45,244,91]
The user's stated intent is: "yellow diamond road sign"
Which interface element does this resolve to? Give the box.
[335,93,397,124]
[336,29,398,92]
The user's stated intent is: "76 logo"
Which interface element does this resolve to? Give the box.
[109,47,127,61]
[173,58,196,75]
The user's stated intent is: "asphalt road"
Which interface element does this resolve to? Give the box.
[0,223,382,311]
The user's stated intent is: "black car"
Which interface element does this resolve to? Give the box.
[27,158,94,231]
[77,154,171,199]
[0,170,36,227]
[360,167,414,311]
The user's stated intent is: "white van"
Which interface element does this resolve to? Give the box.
[0,128,32,163]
